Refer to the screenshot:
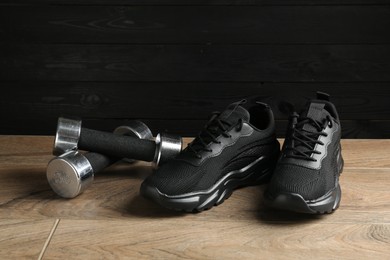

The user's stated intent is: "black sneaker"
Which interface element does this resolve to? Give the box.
[141,100,280,212]
[264,92,344,214]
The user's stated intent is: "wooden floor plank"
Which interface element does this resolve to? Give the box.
[341,139,390,168]
[0,167,52,205]
[0,136,53,155]
[0,219,57,260]
[0,136,389,259]
[0,166,389,224]
[43,219,390,260]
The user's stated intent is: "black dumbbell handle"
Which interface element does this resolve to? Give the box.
[79,128,157,162]
[84,152,118,173]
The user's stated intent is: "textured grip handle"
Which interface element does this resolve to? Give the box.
[79,128,157,162]
[84,152,117,173]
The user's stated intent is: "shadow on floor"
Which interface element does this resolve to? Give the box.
[255,199,328,225]
[124,194,187,218]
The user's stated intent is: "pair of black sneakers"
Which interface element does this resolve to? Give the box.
[141,92,344,214]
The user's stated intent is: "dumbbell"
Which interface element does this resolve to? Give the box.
[52,117,182,166]
[47,118,182,198]
[47,120,155,198]
[47,151,116,198]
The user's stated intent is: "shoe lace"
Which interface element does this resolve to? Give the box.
[187,112,243,159]
[285,113,333,162]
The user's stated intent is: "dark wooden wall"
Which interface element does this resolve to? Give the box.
[1,1,390,138]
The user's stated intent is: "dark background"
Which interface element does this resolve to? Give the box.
[1,0,390,138]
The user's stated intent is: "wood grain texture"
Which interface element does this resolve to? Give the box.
[2,118,390,138]
[1,2,389,137]
[1,167,389,224]
[341,140,390,168]
[84,119,390,139]
[0,137,389,220]
[1,0,390,250]
[42,220,390,259]
[2,137,388,168]
[2,6,389,44]
[1,44,390,82]
[1,82,390,137]
[0,219,57,260]
[2,82,390,120]
[0,136,389,258]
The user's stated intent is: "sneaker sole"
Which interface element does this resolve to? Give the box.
[264,183,341,214]
[264,152,344,214]
[141,155,277,213]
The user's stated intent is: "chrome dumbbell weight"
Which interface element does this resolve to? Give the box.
[47,120,153,198]
[47,151,114,198]
[52,117,182,166]
[47,118,182,198]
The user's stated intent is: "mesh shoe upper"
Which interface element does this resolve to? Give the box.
[266,93,342,201]
[143,101,280,196]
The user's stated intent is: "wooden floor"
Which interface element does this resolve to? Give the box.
[0,136,389,259]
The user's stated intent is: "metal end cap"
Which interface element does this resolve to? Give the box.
[53,117,82,156]
[152,133,182,168]
[47,151,94,198]
[113,121,153,140]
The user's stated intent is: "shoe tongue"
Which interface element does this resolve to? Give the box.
[218,101,250,124]
[300,101,330,132]
[186,101,249,154]
[289,101,330,156]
